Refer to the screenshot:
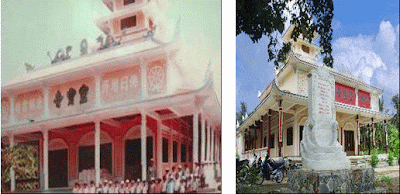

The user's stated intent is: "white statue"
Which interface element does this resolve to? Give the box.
[300,66,351,170]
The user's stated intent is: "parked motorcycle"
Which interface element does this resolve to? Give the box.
[260,153,284,183]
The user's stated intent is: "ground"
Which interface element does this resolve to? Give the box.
[259,165,399,193]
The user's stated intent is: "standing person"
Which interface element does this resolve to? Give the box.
[136,180,143,193]
[184,164,190,178]
[161,175,167,193]
[147,158,157,181]
[82,183,90,193]
[89,181,96,193]
[155,178,162,193]
[177,165,183,178]
[101,180,109,193]
[174,172,181,193]
[124,180,131,193]
[72,183,80,193]
[129,180,136,194]
[166,176,175,194]
[179,179,186,193]
[108,181,115,193]
[143,181,149,193]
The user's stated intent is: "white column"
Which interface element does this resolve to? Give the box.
[157,120,163,178]
[95,75,101,108]
[10,134,16,192]
[211,127,215,162]
[141,111,147,181]
[43,129,49,190]
[10,96,15,124]
[95,121,101,186]
[207,123,211,161]
[293,113,299,156]
[193,108,199,163]
[201,111,205,163]
[43,86,50,118]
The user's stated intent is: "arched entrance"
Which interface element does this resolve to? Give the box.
[49,138,68,188]
[124,125,154,181]
[78,131,113,181]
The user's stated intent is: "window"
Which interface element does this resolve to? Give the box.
[188,146,192,162]
[162,138,168,162]
[124,0,136,6]
[301,44,310,53]
[264,136,267,147]
[121,15,137,30]
[181,144,186,162]
[269,134,275,148]
[287,127,293,146]
[299,126,304,142]
[173,141,178,162]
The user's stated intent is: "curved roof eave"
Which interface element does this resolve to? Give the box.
[1,77,218,134]
[285,52,384,93]
[238,78,391,132]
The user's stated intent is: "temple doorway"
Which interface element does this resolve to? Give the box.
[78,143,112,175]
[124,137,153,180]
[49,149,68,188]
[344,130,355,156]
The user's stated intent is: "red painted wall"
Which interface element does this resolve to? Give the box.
[335,83,356,105]
[358,90,371,109]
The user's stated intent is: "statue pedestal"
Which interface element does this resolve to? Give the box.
[281,168,386,193]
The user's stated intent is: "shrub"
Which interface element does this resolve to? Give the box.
[236,162,261,193]
[369,150,379,167]
[387,152,394,166]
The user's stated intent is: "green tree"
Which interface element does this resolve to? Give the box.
[390,94,399,129]
[237,0,334,67]
[1,144,39,192]
[236,101,248,127]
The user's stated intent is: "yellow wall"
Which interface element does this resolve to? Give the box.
[279,68,297,93]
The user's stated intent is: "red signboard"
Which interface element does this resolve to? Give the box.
[358,90,371,109]
[335,83,356,105]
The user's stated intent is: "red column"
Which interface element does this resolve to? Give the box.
[68,141,79,182]
[278,101,283,157]
[372,118,375,150]
[268,109,271,155]
[356,115,360,156]
[114,136,123,179]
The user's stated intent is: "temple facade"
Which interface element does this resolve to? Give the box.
[1,0,221,191]
[236,25,391,160]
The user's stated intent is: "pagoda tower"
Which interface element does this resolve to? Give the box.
[96,0,157,44]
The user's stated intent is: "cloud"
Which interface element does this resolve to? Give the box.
[332,20,399,113]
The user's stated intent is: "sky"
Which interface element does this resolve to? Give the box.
[237,0,399,115]
[1,0,221,102]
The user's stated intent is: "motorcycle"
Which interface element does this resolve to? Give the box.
[260,153,284,183]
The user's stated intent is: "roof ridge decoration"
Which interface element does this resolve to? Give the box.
[148,17,181,45]
[203,60,214,86]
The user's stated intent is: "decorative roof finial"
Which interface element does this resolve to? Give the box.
[24,63,35,72]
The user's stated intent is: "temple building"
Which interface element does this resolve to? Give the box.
[1,0,221,192]
[236,25,391,161]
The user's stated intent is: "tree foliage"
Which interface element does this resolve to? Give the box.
[1,144,39,192]
[390,94,399,129]
[236,101,248,127]
[237,0,335,67]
